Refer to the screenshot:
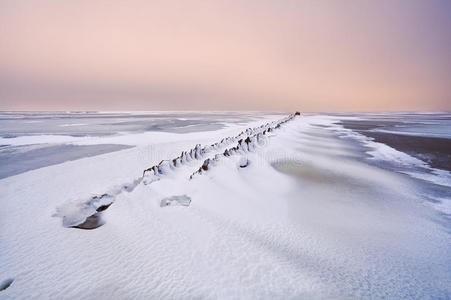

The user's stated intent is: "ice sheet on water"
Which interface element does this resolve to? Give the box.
[0,144,132,179]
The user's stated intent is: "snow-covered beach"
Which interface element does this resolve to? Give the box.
[1,112,450,298]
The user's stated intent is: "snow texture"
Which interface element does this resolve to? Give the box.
[1,112,450,299]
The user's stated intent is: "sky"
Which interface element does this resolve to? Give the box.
[0,0,450,112]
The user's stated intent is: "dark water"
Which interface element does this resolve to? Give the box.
[339,115,451,171]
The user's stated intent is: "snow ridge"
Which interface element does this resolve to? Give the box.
[190,113,299,178]
[55,112,300,228]
[141,112,299,183]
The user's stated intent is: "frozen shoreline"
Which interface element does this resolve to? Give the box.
[1,114,450,298]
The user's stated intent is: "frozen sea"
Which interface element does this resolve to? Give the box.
[0,111,265,178]
[0,111,450,299]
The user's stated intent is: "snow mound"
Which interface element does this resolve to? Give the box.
[54,193,114,227]
[54,178,142,228]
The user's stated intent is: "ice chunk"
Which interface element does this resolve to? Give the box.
[55,193,114,227]
[160,195,192,207]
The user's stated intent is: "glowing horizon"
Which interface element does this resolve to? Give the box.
[1,0,450,112]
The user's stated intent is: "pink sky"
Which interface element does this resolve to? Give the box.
[0,0,450,111]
